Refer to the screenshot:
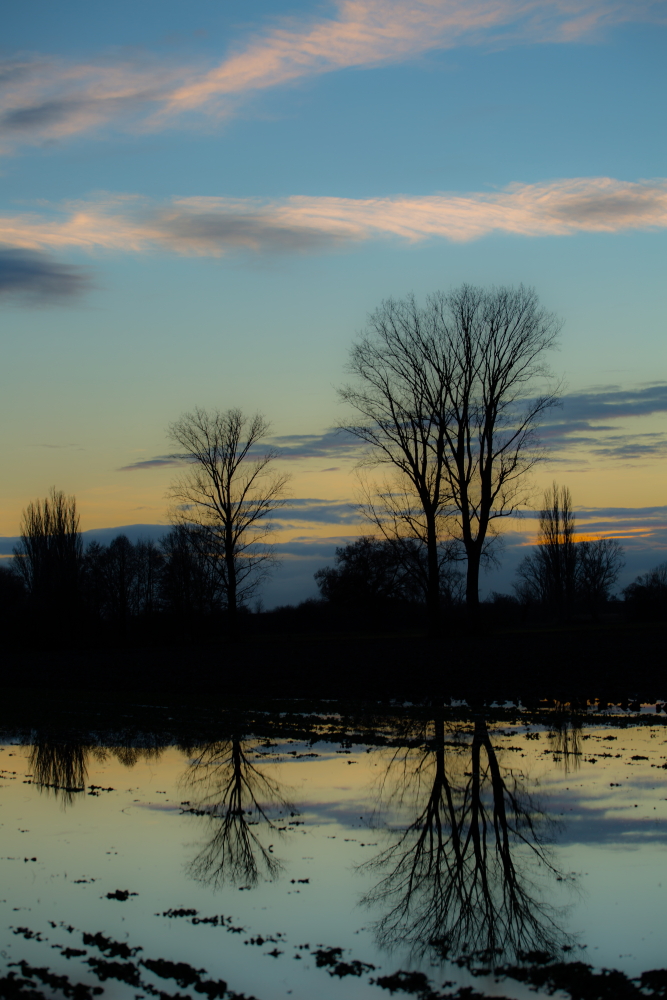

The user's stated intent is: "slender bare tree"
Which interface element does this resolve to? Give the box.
[540,482,578,613]
[167,408,290,639]
[516,482,577,616]
[13,486,83,610]
[340,285,561,615]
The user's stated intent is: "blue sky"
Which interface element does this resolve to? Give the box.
[1,0,666,602]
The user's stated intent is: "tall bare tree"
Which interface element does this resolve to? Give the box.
[516,484,623,618]
[339,295,456,633]
[13,486,83,611]
[516,482,577,616]
[167,408,290,639]
[340,285,561,616]
[539,482,577,613]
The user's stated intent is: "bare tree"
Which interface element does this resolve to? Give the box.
[159,524,224,618]
[339,295,459,633]
[516,485,624,619]
[516,483,577,615]
[577,537,624,617]
[167,408,290,639]
[340,285,561,618]
[13,486,83,611]
[624,561,667,621]
[540,482,577,613]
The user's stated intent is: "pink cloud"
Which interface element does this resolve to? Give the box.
[2,177,666,255]
[1,0,665,151]
[162,0,666,116]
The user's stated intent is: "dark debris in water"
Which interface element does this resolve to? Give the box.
[312,946,375,978]
[5,917,667,1000]
[7,960,103,1000]
[373,969,455,998]
[104,889,138,901]
[141,958,229,999]
[12,928,45,942]
[85,957,141,986]
[155,909,245,931]
[4,923,261,1000]
[82,931,142,960]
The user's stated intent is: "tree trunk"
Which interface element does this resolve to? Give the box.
[466,546,481,616]
[225,533,239,643]
[425,515,440,639]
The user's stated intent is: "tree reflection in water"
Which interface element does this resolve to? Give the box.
[181,739,295,889]
[28,740,163,806]
[361,715,572,964]
[548,710,583,773]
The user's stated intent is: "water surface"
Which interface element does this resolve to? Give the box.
[2,703,667,999]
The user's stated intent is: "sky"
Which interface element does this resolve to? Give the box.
[1,0,666,603]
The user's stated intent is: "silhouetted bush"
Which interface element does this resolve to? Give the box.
[12,488,83,631]
[515,538,624,620]
[482,592,523,626]
[0,563,26,620]
[623,562,667,622]
[314,536,463,620]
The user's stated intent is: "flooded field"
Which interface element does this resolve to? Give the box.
[1,702,667,999]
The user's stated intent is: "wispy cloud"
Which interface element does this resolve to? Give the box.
[274,498,359,525]
[119,454,188,471]
[519,504,667,524]
[120,385,667,478]
[509,506,667,556]
[0,57,182,154]
[3,177,667,258]
[161,0,660,116]
[268,429,361,459]
[540,383,667,462]
[1,0,665,152]
[119,431,363,472]
[0,246,92,303]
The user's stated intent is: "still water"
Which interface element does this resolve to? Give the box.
[1,703,667,999]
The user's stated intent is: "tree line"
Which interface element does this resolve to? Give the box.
[0,492,234,641]
[311,484,665,623]
[2,283,665,643]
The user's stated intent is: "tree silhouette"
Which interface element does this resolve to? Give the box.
[341,285,561,619]
[516,484,624,618]
[577,538,624,618]
[167,408,290,640]
[516,483,577,617]
[159,524,224,619]
[13,487,83,619]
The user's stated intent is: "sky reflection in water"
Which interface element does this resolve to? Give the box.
[1,710,667,999]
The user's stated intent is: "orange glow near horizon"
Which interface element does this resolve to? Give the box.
[0,432,664,542]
